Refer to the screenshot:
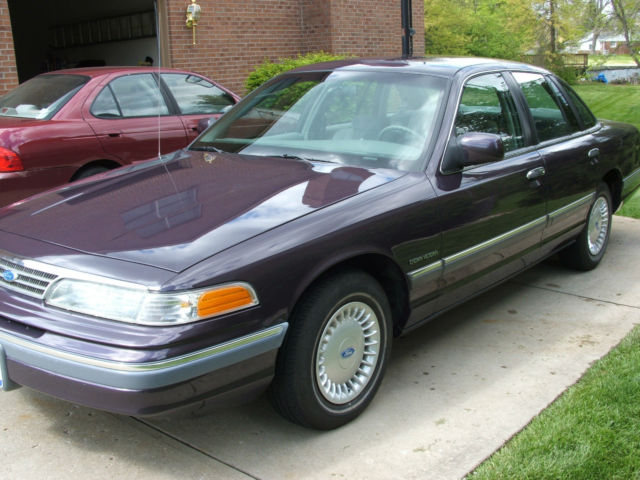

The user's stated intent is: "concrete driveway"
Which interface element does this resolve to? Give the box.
[2,216,639,480]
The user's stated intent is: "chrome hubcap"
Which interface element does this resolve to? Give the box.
[315,301,381,405]
[587,196,609,256]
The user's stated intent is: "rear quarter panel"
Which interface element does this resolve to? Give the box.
[4,122,104,173]
[596,120,640,199]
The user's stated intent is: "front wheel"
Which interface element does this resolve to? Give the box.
[560,183,612,271]
[269,270,392,430]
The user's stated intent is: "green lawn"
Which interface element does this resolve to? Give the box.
[468,326,640,480]
[618,191,640,218]
[573,83,640,217]
[468,83,640,480]
[588,54,638,67]
[573,83,640,130]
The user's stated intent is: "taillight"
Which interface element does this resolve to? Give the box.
[0,147,23,172]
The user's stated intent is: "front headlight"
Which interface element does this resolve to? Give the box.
[45,279,258,326]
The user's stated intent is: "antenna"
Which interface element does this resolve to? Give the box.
[154,0,179,193]
[155,0,162,160]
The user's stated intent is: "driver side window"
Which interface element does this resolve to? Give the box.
[455,73,524,153]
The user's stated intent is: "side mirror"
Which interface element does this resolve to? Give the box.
[458,132,504,167]
[197,116,217,133]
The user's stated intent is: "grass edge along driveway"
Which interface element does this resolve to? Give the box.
[467,325,640,480]
[467,83,640,479]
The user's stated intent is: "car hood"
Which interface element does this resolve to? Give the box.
[0,150,402,272]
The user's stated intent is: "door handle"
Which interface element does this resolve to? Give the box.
[526,166,546,180]
[588,148,600,165]
[107,132,121,137]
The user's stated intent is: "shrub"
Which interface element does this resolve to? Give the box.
[244,52,347,93]
[552,66,580,85]
[544,55,581,85]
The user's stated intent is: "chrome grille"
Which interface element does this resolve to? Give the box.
[0,255,58,299]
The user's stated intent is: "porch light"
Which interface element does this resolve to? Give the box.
[186,0,201,45]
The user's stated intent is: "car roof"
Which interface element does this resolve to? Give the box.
[41,66,208,78]
[288,57,550,78]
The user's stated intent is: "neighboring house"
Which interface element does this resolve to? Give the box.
[576,34,637,55]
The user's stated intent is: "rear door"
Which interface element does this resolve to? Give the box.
[85,73,187,164]
[425,72,547,315]
[510,72,602,252]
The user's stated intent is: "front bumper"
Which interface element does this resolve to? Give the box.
[0,322,288,415]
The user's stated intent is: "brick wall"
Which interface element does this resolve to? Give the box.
[412,0,425,56]
[167,0,306,95]
[329,0,398,57]
[0,1,424,96]
[167,0,424,95]
[301,0,332,53]
[0,0,18,95]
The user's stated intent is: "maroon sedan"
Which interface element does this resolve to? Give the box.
[0,67,239,206]
[0,58,639,430]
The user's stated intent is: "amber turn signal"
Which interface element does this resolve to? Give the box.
[197,284,258,317]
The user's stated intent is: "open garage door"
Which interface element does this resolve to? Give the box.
[8,0,161,83]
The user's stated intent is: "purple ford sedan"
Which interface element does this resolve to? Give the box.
[0,58,639,430]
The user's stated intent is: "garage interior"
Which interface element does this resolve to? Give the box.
[8,0,159,83]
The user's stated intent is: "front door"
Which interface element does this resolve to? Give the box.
[431,72,547,313]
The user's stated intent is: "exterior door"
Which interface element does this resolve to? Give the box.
[511,72,602,250]
[86,73,187,164]
[431,72,547,312]
[160,73,237,142]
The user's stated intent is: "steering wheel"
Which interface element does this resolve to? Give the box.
[378,125,423,144]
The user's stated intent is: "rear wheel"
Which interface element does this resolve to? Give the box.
[72,165,110,181]
[560,183,612,271]
[270,270,392,430]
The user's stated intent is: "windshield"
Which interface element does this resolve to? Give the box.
[192,70,448,171]
[0,74,89,120]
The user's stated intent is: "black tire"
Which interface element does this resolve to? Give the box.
[72,165,109,181]
[269,270,392,430]
[560,183,612,271]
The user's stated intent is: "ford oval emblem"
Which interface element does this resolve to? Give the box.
[2,269,16,283]
[341,347,356,359]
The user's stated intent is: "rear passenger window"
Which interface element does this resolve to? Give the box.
[91,87,120,118]
[455,73,524,152]
[92,74,169,118]
[546,79,581,131]
[558,80,597,129]
[512,72,578,142]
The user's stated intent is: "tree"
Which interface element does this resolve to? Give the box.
[469,0,538,59]
[610,0,640,65]
[532,0,587,55]
[424,0,537,60]
[581,0,612,53]
[424,0,474,56]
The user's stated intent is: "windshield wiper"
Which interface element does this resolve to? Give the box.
[277,153,337,164]
[190,145,224,153]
